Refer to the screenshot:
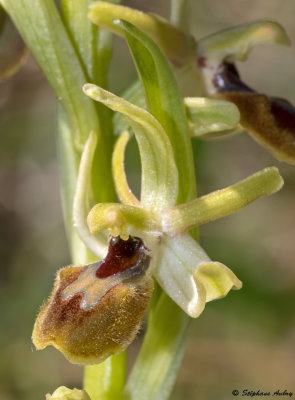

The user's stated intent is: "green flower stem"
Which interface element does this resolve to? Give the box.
[162,167,283,236]
[1,1,121,398]
[84,353,126,400]
[58,2,124,397]
[124,293,189,400]
[115,21,198,400]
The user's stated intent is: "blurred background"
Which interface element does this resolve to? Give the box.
[1,1,295,399]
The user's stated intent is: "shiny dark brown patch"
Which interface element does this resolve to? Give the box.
[213,62,254,93]
[96,236,148,279]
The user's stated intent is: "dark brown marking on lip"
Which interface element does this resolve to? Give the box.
[213,62,254,93]
[270,97,295,133]
[96,236,149,279]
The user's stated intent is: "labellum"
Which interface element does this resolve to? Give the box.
[32,236,153,365]
[213,62,295,164]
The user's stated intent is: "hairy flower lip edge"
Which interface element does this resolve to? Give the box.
[32,236,154,365]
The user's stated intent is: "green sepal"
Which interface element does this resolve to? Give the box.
[83,84,178,211]
[117,19,196,204]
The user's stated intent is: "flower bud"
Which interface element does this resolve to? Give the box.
[32,236,153,365]
[45,386,90,400]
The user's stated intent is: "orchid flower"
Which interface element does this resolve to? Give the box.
[32,83,283,365]
[197,21,295,164]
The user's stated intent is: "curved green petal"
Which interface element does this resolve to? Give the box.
[161,167,283,236]
[184,97,240,137]
[112,130,141,207]
[154,234,242,317]
[73,131,108,260]
[83,84,178,211]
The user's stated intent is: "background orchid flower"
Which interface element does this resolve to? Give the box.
[197,21,295,164]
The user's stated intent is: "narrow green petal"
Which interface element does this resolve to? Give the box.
[112,130,141,207]
[154,234,242,317]
[73,131,108,260]
[161,167,283,236]
[118,19,196,204]
[83,84,178,211]
[113,80,145,136]
[184,97,240,137]
[88,2,195,65]
[0,8,27,81]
